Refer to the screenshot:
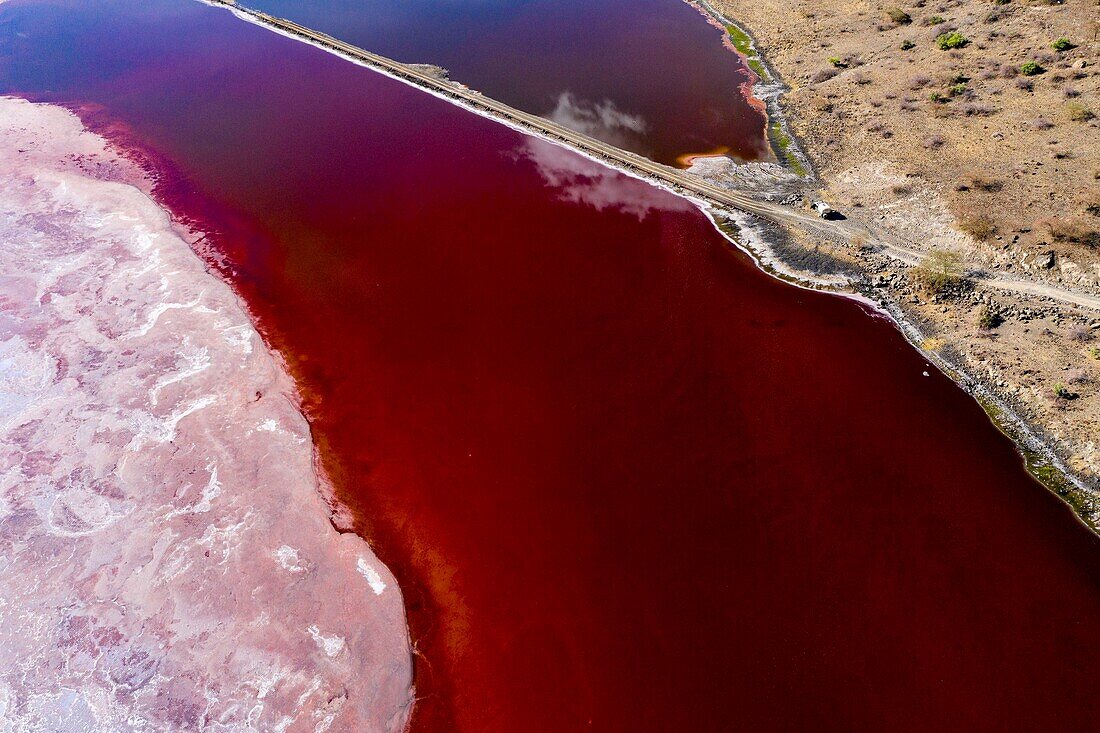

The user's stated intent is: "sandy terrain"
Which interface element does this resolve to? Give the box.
[704,0,1100,510]
[0,97,413,731]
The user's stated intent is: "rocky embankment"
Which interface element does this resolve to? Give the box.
[0,97,413,730]
[699,0,1100,515]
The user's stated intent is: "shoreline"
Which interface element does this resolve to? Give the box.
[687,0,1100,530]
[683,0,815,178]
[0,96,415,729]
[196,0,1100,531]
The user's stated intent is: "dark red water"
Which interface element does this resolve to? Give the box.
[5,1,1100,730]
[245,0,768,166]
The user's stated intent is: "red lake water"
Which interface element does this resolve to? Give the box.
[4,0,1100,730]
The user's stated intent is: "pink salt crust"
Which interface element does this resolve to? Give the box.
[0,96,413,731]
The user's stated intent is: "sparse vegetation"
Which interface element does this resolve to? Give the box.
[828,56,846,67]
[1053,382,1075,400]
[1051,37,1075,52]
[936,31,969,50]
[1019,61,1044,76]
[925,15,946,25]
[770,121,807,177]
[914,248,965,293]
[901,39,916,50]
[725,23,768,78]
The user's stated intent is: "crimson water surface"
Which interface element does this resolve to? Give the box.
[4,0,1100,730]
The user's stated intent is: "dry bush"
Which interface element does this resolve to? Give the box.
[958,213,996,240]
[1029,117,1055,130]
[1043,218,1100,248]
[923,134,946,148]
[892,181,914,195]
[887,7,912,24]
[963,103,997,116]
[1081,190,1100,217]
[1066,368,1090,385]
[962,170,1002,192]
[811,68,839,83]
[1066,102,1095,122]
[977,303,1003,331]
[1068,324,1092,342]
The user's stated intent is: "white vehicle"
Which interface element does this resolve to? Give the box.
[811,200,837,218]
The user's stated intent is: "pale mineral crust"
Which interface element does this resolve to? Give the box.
[0,96,413,732]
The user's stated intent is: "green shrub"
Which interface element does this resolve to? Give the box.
[929,91,945,102]
[950,83,968,96]
[914,248,965,293]
[936,32,969,50]
[1020,61,1044,76]
[901,39,916,50]
[887,7,912,24]
[1051,38,1075,52]
[926,15,946,25]
[1053,382,1074,400]
[828,56,846,67]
